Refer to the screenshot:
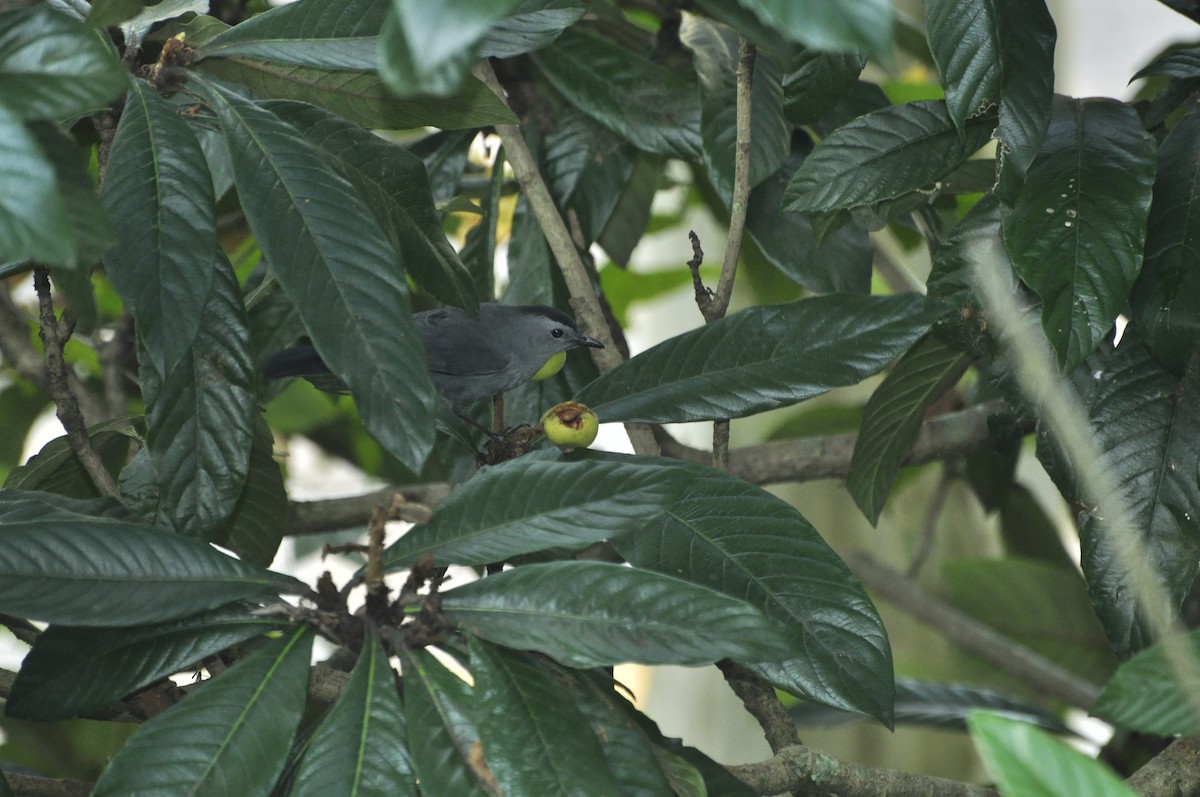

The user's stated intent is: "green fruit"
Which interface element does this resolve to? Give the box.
[540,401,599,449]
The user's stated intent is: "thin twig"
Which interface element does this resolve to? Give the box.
[711,38,755,322]
[849,553,1101,710]
[32,269,120,499]
[906,462,956,577]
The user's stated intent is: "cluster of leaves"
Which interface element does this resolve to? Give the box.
[2,0,1200,794]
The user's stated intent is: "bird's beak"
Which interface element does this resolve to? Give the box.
[578,333,605,349]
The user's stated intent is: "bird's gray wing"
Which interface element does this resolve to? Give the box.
[416,307,513,377]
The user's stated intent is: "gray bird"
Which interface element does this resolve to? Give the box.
[263,303,604,411]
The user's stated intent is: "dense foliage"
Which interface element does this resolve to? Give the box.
[1,0,1199,794]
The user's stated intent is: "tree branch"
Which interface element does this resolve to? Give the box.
[32,268,120,498]
[728,744,998,797]
[470,59,659,457]
[848,554,1101,710]
[659,400,1009,486]
[3,773,92,797]
[711,38,754,322]
[1125,736,1200,797]
[285,484,449,537]
[717,660,800,752]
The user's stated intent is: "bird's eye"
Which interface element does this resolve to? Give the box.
[551,328,565,339]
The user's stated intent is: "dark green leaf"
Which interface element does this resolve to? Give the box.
[577,293,939,424]
[469,640,622,796]
[213,416,287,567]
[792,677,1074,735]
[0,384,47,484]
[848,334,971,524]
[1092,628,1200,735]
[476,0,585,58]
[738,0,893,63]
[1130,107,1200,375]
[1079,340,1200,657]
[443,561,793,667]
[0,489,302,626]
[684,15,790,198]
[924,0,1055,188]
[407,128,474,204]
[782,48,865,126]
[1133,45,1200,81]
[103,79,216,379]
[291,632,415,797]
[612,456,895,724]
[0,6,127,121]
[87,0,145,28]
[401,647,488,797]
[199,0,385,69]
[782,100,996,213]
[1003,97,1156,373]
[194,58,517,130]
[91,628,313,797]
[264,99,477,312]
[969,712,1137,797]
[141,256,255,539]
[596,150,664,267]
[382,448,684,570]
[198,79,436,472]
[28,121,114,271]
[542,106,637,247]
[998,484,1077,570]
[4,418,134,499]
[0,105,77,267]
[531,26,702,159]
[567,670,682,795]
[379,0,522,97]
[7,603,285,721]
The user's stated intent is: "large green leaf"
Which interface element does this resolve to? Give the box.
[576,293,939,424]
[469,639,622,795]
[443,561,793,667]
[213,417,287,567]
[381,454,686,570]
[0,6,127,121]
[475,0,585,58]
[737,0,893,63]
[745,147,873,294]
[568,670,685,795]
[612,456,895,725]
[199,0,385,69]
[924,0,1054,189]
[847,333,971,524]
[26,120,114,271]
[198,79,435,472]
[541,106,637,247]
[141,256,255,540]
[0,104,76,267]
[263,100,477,312]
[91,627,313,797]
[1092,628,1200,736]
[530,26,702,159]
[1078,340,1200,657]
[194,57,516,130]
[291,632,415,797]
[0,489,302,626]
[401,647,488,797]
[969,712,1137,797]
[781,47,865,126]
[6,603,285,721]
[379,0,522,97]
[4,418,134,499]
[684,14,790,198]
[1003,98,1156,373]
[101,87,213,267]
[783,100,996,213]
[1130,107,1200,375]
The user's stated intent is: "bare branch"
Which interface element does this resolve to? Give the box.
[717,660,801,752]
[728,744,998,797]
[32,268,120,498]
